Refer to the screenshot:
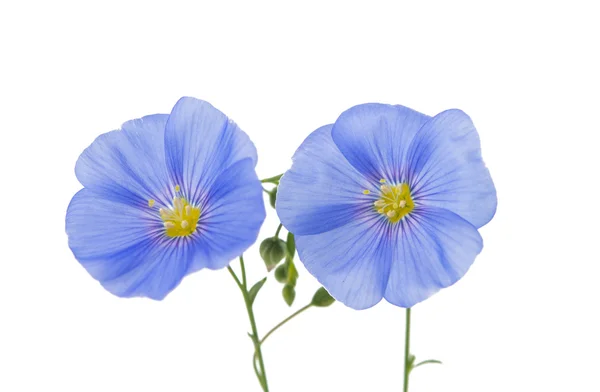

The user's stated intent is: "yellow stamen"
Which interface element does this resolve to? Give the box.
[160,196,201,238]
[373,182,414,223]
[380,179,386,183]
[363,190,371,195]
[148,199,155,208]
[174,185,181,192]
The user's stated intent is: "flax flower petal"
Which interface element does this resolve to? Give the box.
[384,206,483,307]
[277,125,373,235]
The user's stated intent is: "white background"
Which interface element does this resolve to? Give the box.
[1,1,599,391]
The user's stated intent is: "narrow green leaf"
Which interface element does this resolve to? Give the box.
[248,277,267,306]
[286,232,295,260]
[311,287,335,307]
[269,187,278,208]
[287,260,298,287]
[261,174,283,184]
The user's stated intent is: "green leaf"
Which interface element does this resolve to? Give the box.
[311,287,335,307]
[282,284,296,306]
[286,232,295,260]
[261,174,283,184]
[248,277,267,306]
[274,264,288,283]
[259,237,287,271]
[269,187,278,208]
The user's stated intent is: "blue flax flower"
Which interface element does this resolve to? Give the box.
[276,103,496,309]
[66,97,265,299]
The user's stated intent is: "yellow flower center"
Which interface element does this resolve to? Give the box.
[158,196,201,238]
[370,180,414,223]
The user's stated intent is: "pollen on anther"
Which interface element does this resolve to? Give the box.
[399,200,407,208]
[148,199,155,208]
[387,211,396,218]
[174,185,181,192]
[164,222,175,229]
[363,190,371,195]
[181,220,189,229]
[185,205,192,216]
[374,200,385,207]
[381,185,390,193]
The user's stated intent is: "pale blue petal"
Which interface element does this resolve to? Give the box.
[406,109,497,228]
[384,206,483,308]
[100,240,193,300]
[164,97,258,205]
[295,215,392,310]
[75,114,172,207]
[66,189,190,300]
[187,158,266,271]
[277,125,374,235]
[331,103,430,183]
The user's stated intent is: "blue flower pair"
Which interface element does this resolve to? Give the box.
[66,97,496,308]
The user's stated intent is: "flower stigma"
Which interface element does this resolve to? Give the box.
[372,181,414,223]
[159,196,201,238]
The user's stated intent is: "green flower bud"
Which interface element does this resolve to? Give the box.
[274,264,288,283]
[259,237,287,271]
[282,284,296,306]
[311,287,335,307]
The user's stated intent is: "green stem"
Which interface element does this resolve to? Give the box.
[274,223,283,238]
[227,257,269,392]
[252,303,313,369]
[260,304,312,345]
[240,255,248,288]
[404,307,411,392]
